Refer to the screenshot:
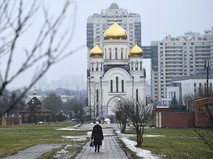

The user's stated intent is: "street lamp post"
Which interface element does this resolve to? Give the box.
[88,76,94,120]
[132,76,134,98]
[100,76,103,118]
[88,77,91,120]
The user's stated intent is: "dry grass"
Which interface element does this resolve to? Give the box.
[126,128,213,159]
[0,122,87,158]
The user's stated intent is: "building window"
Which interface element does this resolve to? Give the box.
[115,48,118,59]
[96,62,98,71]
[135,61,138,71]
[140,61,142,70]
[116,77,119,92]
[110,80,113,92]
[109,48,112,59]
[100,61,103,71]
[96,89,99,102]
[121,80,124,92]
[121,48,123,59]
[136,89,138,102]
[91,63,94,71]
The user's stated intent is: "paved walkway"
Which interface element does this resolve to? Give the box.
[1,124,130,159]
[2,144,62,159]
[75,127,130,159]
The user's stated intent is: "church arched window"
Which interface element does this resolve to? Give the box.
[116,76,119,92]
[121,48,123,59]
[96,89,99,102]
[101,61,103,71]
[115,48,118,59]
[135,61,138,71]
[140,61,142,70]
[91,62,94,71]
[136,89,138,102]
[121,80,124,92]
[131,61,133,70]
[96,62,98,71]
[110,80,113,92]
[109,48,112,60]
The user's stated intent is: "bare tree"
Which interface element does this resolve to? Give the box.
[183,93,194,106]
[66,97,85,123]
[42,92,63,114]
[0,89,10,116]
[0,0,85,114]
[115,97,153,147]
[194,103,213,151]
[113,99,128,133]
[194,127,213,151]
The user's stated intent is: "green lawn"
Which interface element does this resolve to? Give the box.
[126,128,213,159]
[0,122,87,158]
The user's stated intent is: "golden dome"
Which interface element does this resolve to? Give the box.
[90,43,103,58]
[104,21,127,40]
[129,42,143,57]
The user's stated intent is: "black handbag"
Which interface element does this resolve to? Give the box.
[90,141,94,147]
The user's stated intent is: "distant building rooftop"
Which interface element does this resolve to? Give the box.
[172,73,213,82]
[109,3,119,9]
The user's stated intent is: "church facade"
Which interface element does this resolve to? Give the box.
[87,20,146,119]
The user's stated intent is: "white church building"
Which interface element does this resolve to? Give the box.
[87,20,146,118]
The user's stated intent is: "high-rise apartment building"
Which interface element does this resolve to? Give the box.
[151,28,213,104]
[210,27,213,68]
[87,3,141,51]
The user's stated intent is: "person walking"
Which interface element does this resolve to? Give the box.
[91,121,104,153]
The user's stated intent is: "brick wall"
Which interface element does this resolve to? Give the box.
[195,112,210,127]
[159,112,195,128]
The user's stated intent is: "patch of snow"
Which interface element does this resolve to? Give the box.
[120,137,160,159]
[64,144,74,148]
[116,131,165,138]
[61,136,87,141]
[116,131,163,158]
[87,131,92,136]
[56,149,69,154]
[144,134,165,138]
[56,124,82,131]
[57,127,83,131]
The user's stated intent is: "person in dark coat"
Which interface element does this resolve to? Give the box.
[91,122,104,152]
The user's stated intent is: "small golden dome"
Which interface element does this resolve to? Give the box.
[104,20,127,40]
[129,42,143,57]
[90,43,103,58]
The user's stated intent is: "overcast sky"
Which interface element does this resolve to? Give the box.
[2,0,213,89]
